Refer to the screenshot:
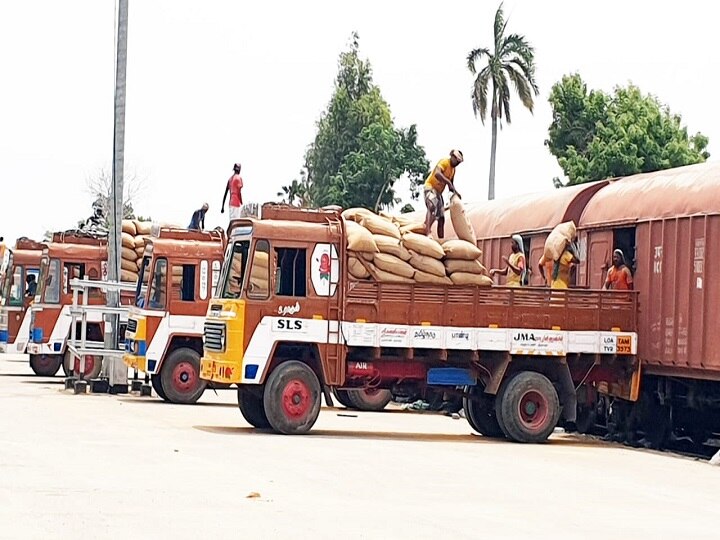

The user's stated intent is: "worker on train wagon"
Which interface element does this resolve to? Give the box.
[604,249,633,290]
[551,242,579,289]
[490,234,526,287]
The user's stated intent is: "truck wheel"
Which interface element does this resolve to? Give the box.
[263,361,321,435]
[160,348,207,404]
[29,354,62,377]
[332,388,355,408]
[62,353,73,377]
[497,371,560,443]
[71,354,103,380]
[463,387,504,438]
[238,387,271,429]
[151,375,168,401]
[346,388,392,411]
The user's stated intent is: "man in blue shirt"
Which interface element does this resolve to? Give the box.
[188,203,209,231]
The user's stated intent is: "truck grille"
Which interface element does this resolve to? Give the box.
[204,322,226,352]
[127,318,138,334]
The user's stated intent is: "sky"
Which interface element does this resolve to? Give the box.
[1,0,718,244]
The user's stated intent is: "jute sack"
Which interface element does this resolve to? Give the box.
[442,239,483,260]
[359,252,375,262]
[121,259,137,273]
[136,259,144,271]
[134,236,146,249]
[408,250,446,277]
[414,270,453,286]
[253,251,269,269]
[346,221,379,253]
[399,222,425,235]
[450,272,493,287]
[361,215,401,239]
[121,232,135,249]
[402,232,445,260]
[341,207,374,223]
[348,256,371,279]
[122,247,137,261]
[122,220,137,236]
[172,266,183,277]
[444,258,488,275]
[544,221,577,261]
[121,270,138,283]
[135,246,146,257]
[373,234,411,261]
[373,253,415,279]
[135,221,153,235]
[251,264,269,281]
[449,195,476,245]
[367,263,414,284]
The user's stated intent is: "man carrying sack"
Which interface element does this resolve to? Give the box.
[424,150,463,239]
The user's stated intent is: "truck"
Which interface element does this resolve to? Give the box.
[0,239,43,354]
[199,204,640,443]
[123,227,226,403]
[28,234,134,377]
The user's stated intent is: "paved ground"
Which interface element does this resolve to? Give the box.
[0,355,718,539]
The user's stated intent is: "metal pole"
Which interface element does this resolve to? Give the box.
[104,0,129,390]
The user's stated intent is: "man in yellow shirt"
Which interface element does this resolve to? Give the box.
[424,150,463,238]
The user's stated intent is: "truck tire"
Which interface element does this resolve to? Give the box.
[347,388,392,411]
[29,354,62,377]
[238,387,271,429]
[65,352,102,380]
[151,375,168,401]
[263,361,321,435]
[332,388,355,408]
[159,348,207,404]
[496,371,560,443]
[463,387,504,438]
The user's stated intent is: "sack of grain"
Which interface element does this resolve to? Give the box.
[373,253,415,279]
[134,221,153,236]
[133,236,146,249]
[136,259,144,272]
[442,239,483,260]
[120,270,138,283]
[135,246,146,258]
[408,250,446,277]
[402,232,444,260]
[414,270,453,286]
[373,234,411,261]
[544,221,576,261]
[449,194,476,245]
[399,222,426,235]
[172,266,183,277]
[251,263,269,281]
[253,251,269,269]
[450,272,493,287]
[346,221,379,253]
[358,251,375,262]
[341,207,374,223]
[361,215,401,240]
[122,220,137,236]
[348,256,370,279]
[121,258,137,273]
[367,263,414,284]
[121,232,135,249]
[444,258,488,275]
[121,246,137,262]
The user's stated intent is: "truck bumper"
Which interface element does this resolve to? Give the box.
[201,356,242,384]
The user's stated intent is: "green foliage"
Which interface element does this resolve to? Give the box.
[548,73,710,186]
[283,33,429,211]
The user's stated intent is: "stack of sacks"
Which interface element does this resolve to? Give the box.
[341,207,490,287]
[121,220,153,283]
[544,221,576,261]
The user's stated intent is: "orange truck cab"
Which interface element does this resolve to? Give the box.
[200,204,640,443]
[123,227,226,403]
[0,239,43,354]
[28,236,134,377]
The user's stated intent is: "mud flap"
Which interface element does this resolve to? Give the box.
[557,362,577,422]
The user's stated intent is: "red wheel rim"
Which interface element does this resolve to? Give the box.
[281,379,311,419]
[171,361,197,393]
[74,355,96,376]
[518,390,549,431]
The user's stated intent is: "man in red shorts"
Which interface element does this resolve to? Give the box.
[221,163,244,220]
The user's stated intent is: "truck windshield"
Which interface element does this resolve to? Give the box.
[135,256,150,307]
[9,265,24,307]
[0,250,9,305]
[220,240,250,299]
[37,258,61,304]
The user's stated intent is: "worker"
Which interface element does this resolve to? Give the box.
[551,242,579,289]
[604,249,633,290]
[188,203,209,231]
[25,274,37,298]
[490,234,526,287]
[537,254,554,286]
[423,150,463,238]
[221,163,244,221]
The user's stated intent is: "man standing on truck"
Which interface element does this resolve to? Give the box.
[188,203,209,231]
[424,150,463,238]
[221,163,244,221]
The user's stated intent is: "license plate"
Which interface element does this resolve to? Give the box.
[28,344,40,354]
[616,335,633,355]
[200,360,215,379]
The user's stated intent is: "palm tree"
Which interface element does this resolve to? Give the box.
[467,3,539,200]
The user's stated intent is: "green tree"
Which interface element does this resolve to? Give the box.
[548,73,710,186]
[283,33,429,211]
[467,3,539,200]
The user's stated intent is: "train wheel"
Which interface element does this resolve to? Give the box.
[497,371,560,443]
[160,348,207,404]
[263,361,321,435]
[463,387,505,438]
[238,387,271,429]
[332,388,355,408]
[29,354,62,377]
[72,354,103,380]
[151,375,168,401]
[346,388,392,411]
